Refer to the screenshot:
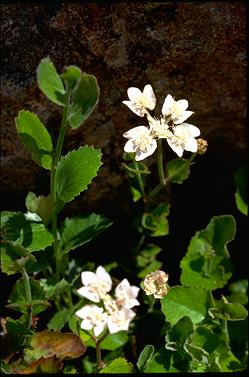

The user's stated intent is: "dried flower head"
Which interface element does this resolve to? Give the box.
[197,138,208,155]
[143,270,169,299]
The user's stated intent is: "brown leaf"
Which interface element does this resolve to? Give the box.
[15,356,63,374]
[29,330,86,360]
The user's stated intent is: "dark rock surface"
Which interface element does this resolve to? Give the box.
[1,3,247,278]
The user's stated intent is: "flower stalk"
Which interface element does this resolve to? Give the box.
[22,267,33,329]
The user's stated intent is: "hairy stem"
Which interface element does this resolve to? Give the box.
[22,267,33,329]
[50,94,70,282]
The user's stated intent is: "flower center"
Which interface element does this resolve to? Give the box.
[135,133,152,152]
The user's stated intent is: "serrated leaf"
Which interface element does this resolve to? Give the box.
[209,297,248,321]
[55,146,102,203]
[15,110,53,169]
[68,73,99,129]
[61,213,112,254]
[142,202,170,237]
[1,240,36,275]
[137,345,155,372]
[24,331,86,362]
[8,277,49,314]
[234,163,248,215]
[61,65,82,91]
[166,158,191,183]
[180,215,236,289]
[1,211,53,252]
[37,57,66,106]
[99,357,134,373]
[161,286,211,325]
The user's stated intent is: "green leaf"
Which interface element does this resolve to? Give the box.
[79,330,128,351]
[209,296,248,321]
[137,345,155,372]
[47,308,73,331]
[99,357,134,374]
[61,65,82,91]
[15,110,53,169]
[24,331,86,362]
[5,317,34,336]
[61,213,112,254]
[166,158,191,183]
[165,316,194,351]
[161,286,211,325]
[144,347,176,373]
[234,163,248,215]
[1,240,36,275]
[25,191,52,224]
[8,277,50,314]
[55,146,102,203]
[40,278,71,299]
[180,215,236,289]
[142,202,170,237]
[229,279,248,294]
[68,73,99,129]
[37,57,66,106]
[1,211,53,252]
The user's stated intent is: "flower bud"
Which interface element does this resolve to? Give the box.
[197,138,208,155]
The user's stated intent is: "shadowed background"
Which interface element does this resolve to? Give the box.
[1,3,247,282]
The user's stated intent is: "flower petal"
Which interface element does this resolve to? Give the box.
[122,100,144,117]
[127,87,142,101]
[77,287,100,302]
[173,111,194,124]
[81,271,97,286]
[167,139,184,157]
[162,94,175,115]
[124,139,136,153]
[135,139,157,161]
[94,323,106,337]
[80,319,93,331]
[96,266,112,289]
[143,84,156,110]
[184,137,198,152]
[123,125,150,139]
[180,123,201,137]
[176,99,188,112]
[115,279,130,295]
[130,286,140,298]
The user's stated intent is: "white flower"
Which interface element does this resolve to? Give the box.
[77,266,112,303]
[148,117,173,139]
[75,304,108,337]
[122,84,156,117]
[162,94,194,124]
[115,279,140,309]
[166,123,201,157]
[107,307,136,334]
[123,125,157,161]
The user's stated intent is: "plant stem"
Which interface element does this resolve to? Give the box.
[95,330,109,370]
[50,95,70,282]
[157,139,166,186]
[134,161,146,202]
[222,319,230,344]
[22,267,33,329]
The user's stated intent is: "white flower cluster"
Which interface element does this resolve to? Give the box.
[75,266,140,337]
[122,85,201,160]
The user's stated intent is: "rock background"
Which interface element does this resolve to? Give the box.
[1,3,247,279]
